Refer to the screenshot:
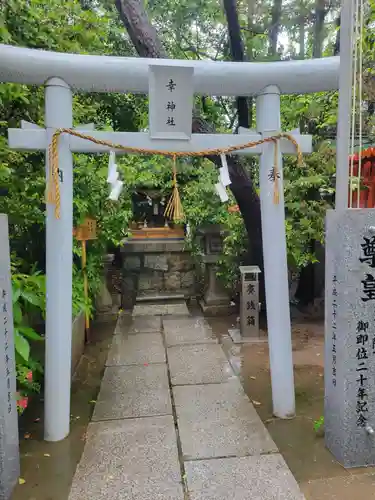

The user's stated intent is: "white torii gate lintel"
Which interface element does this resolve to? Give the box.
[0,44,339,96]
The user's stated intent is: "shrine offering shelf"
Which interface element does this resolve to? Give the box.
[129,227,185,239]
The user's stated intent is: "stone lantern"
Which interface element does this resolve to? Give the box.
[196,224,235,316]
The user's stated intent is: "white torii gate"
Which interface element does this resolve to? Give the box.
[0,44,339,442]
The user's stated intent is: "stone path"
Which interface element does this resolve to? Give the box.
[69,307,305,499]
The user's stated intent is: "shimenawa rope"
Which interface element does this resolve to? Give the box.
[47,128,303,220]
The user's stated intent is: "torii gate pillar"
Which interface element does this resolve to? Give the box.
[257,85,296,418]
[44,78,73,442]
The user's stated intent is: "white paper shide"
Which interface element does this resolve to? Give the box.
[107,151,123,201]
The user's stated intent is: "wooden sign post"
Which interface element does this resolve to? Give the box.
[73,217,97,335]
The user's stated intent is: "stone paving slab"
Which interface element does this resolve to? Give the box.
[185,455,304,500]
[163,317,217,346]
[174,383,277,459]
[168,344,236,385]
[92,364,172,421]
[132,302,190,317]
[106,333,166,366]
[69,416,184,500]
[127,315,162,334]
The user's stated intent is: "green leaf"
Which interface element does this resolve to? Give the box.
[21,289,43,307]
[12,287,21,303]
[12,302,22,325]
[14,330,30,362]
[17,326,43,341]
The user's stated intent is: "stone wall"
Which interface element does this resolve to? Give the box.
[71,312,85,374]
[121,240,195,308]
[31,311,86,377]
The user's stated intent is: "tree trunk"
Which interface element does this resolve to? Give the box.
[115,0,168,58]
[299,15,305,58]
[333,14,340,55]
[268,0,283,56]
[246,0,257,126]
[223,0,250,129]
[312,0,326,58]
[114,0,265,299]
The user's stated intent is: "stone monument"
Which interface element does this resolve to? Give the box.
[228,266,265,343]
[0,215,20,498]
[197,225,235,316]
[325,209,375,467]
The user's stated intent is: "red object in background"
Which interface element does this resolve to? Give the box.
[16,393,29,410]
[348,147,375,208]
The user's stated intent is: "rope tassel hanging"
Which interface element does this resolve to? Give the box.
[46,134,61,219]
[164,155,184,222]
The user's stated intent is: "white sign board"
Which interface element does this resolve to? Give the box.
[148,65,194,140]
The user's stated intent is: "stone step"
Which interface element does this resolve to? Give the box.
[185,455,304,500]
[69,416,184,500]
[127,315,162,334]
[167,344,236,385]
[132,301,190,317]
[106,332,166,366]
[174,382,277,460]
[136,292,186,302]
[92,364,172,421]
[163,317,218,346]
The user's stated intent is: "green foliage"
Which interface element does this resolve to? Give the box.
[0,0,141,271]
[0,0,137,413]
[284,142,336,268]
[11,267,45,356]
[313,415,325,433]
[11,264,44,411]
[217,214,248,295]
[72,151,132,317]
[182,160,228,227]
[181,160,247,294]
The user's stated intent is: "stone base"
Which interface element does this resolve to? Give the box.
[199,300,236,317]
[137,292,186,303]
[132,301,190,317]
[228,328,268,344]
[121,239,195,309]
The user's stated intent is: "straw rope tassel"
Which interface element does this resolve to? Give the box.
[164,155,184,222]
[46,134,61,219]
[273,139,280,204]
[47,128,304,219]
